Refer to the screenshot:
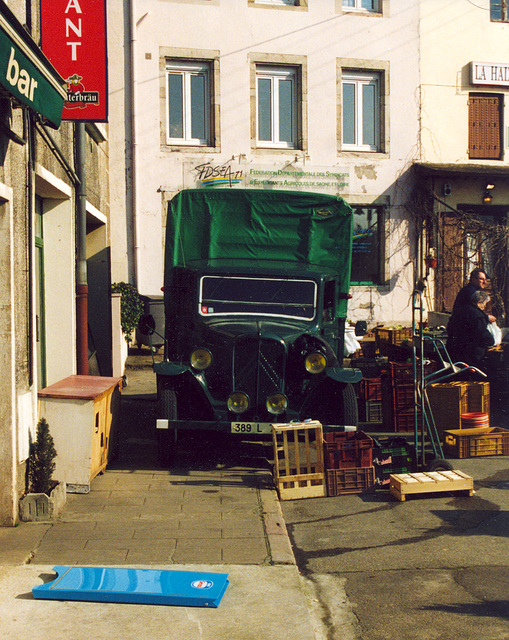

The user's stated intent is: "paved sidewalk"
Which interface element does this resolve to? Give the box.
[0,355,318,640]
[0,466,293,567]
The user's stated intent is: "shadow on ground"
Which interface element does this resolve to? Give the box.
[110,395,273,477]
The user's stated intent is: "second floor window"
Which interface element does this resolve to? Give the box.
[342,72,380,151]
[468,94,502,160]
[491,0,509,21]
[343,0,380,11]
[166,61,211,145]
[255,0,297,4]
[256,65,298,148]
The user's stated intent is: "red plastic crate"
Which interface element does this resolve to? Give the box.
[359,400,383,423]
[390,361,414,381]
[393,410,421,433]
[390,361,436,382]
[323,431,373,469]
[392,382,415,411]
[326,467,375,496]
[359,378,382,401]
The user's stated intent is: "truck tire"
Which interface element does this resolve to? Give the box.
[158,386,177,467]
[338,382,358,427]
[310,381,358,428]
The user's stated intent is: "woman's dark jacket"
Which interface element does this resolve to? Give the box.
[446,302,495,369]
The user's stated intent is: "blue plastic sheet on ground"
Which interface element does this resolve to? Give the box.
[32,566,229,607]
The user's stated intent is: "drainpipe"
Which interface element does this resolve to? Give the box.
[129,0,139,286]
[75,122,88,375]
[129,4,150,288]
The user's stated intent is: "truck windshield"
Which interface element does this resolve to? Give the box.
[199,275,317,320]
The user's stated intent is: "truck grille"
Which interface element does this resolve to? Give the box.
[233,336,285,409]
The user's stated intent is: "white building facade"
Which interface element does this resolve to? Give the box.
[110,0,422,329]
[416,0,509,321]
[110,0,509,329]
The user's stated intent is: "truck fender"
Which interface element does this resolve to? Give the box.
[326,367,362,384]
[154,361,190,376]
[155,362,216,421]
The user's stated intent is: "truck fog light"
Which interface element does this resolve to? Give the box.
[228,392,250,414]
[266,393,288,415]
[305,352,327,374]
[190,348,212,370]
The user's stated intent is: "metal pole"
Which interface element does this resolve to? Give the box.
[75,122,88,374]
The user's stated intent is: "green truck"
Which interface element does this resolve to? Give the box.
[146,188,361,463]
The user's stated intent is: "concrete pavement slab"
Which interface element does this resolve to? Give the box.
[0,564,317,640]
[0,359,313,636]
[0,463,295,568]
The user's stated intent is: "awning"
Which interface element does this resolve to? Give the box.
[0,1,66,128]
[414,162,509,179]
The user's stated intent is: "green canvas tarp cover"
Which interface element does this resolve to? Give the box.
[166,189,353,275]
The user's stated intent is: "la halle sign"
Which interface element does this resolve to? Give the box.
[41,0,108,122]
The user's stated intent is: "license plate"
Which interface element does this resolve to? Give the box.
[230,422,272,434]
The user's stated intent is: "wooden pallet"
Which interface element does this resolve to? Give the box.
[389,470,474,502]
[272,421,326,500]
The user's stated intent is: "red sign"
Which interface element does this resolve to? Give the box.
[40,0,108,122]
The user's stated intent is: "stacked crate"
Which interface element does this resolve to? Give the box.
[375,327,413,361]
[443,426,509,458]
[372,437,416,486]
[350,356,389,379]
[323,431,375,496]
[383,362,419,432]
[358,377,383,424]
[426,380,490,442]
[466,381,490,415]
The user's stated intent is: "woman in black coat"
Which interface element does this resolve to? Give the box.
[446,290,495,372]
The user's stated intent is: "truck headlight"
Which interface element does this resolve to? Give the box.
[190,348,212,370]
[266,393,288,415]
[228,392,250,414]
[305,352,327,374]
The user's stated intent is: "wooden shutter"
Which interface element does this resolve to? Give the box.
[468,95,501,159]
[437,214,464,312]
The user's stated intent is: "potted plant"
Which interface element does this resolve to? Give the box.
[19,418,66,522]
[111,282,143,344]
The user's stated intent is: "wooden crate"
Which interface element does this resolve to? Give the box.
[375,327,413,347]
[466,381,490,415]
[390,470,474,502]
[426,382,469,436]
[272,421,326,500]
[427,382,491,440]
[443,427,509,458]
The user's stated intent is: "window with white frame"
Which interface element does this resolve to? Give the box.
[255,0,297,4]
[342,71,380,151]
[491,0,509,21]
[350,206,384,285]
[166,61,211,145]
[343,0,380,12]
[256,65,298,148]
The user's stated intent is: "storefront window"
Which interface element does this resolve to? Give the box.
[350,206,383,285]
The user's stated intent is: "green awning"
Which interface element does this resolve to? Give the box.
[0,2,65,128]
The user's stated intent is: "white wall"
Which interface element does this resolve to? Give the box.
[419,0,509,165]
[117,0,422,326]
[35,166,76,386]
